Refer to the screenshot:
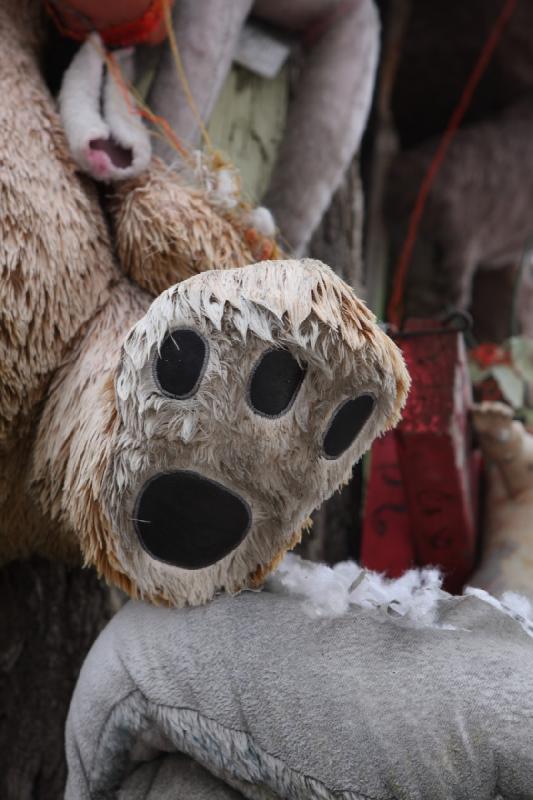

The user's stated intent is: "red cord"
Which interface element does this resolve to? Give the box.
[387,0,518,327]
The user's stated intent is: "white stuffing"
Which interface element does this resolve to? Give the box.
[245,206,276,237]
[464,587,533,639]
[269,554,533,637]
[268,554,448,628]
[194,153,241,210]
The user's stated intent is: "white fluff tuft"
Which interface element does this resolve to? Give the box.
[269,555,533,638]
[464,587,533,639]
[268,554,447,628]
[245,207,276,237]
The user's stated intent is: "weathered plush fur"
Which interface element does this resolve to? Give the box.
[111,161,255,294]
[1,0,409,606]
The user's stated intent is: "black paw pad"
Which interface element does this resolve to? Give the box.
[323,395,375,459]
[155,329,208,399]
[134,471,251,569]
[249,348,306,418]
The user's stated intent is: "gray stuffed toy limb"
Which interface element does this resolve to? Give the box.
[65,557,533,800]
[146,0,380,255]
[386,98,533,334]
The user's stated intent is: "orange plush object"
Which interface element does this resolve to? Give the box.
[44,0,172,46]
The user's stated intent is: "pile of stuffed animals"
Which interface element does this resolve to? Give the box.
[2,1,533,798]
[1,0,407,607]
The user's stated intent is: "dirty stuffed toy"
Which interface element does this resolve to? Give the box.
[386,0,533,337]
[0,0,408,607]
[66,554,533,799]
[5,7,533,799]
[47,0,380,254]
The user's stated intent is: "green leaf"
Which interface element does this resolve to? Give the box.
[522,407,533,428]
[468,362,491,384]
[509,337,533,382]
[491,365,525,408]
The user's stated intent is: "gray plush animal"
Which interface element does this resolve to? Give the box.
[66,559,533,799]
[54,0,379,255]
[385,0,533,337]
[147,0,379,255]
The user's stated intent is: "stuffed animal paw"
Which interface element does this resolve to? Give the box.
[34,259,409,606]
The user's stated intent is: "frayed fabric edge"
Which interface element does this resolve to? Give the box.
[267,554,533,638]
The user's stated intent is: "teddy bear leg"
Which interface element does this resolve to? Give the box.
[255,0,380,254]
[146,0,253,164]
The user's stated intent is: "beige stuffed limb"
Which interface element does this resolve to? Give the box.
[32,259,410,606]
[2,0,410,607]
[109,159,256,297]
[469,402,533,599]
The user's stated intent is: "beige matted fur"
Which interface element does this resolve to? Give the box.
[1,0,409,606]
[105,259,408,606]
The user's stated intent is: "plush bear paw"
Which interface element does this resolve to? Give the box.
[99,259,409,605]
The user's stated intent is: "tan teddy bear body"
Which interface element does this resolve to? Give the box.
[1,0,409,606]
[0,0,118,563]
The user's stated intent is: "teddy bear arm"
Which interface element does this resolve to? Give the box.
[147,0,253,160]
[30,281,150,578]
[258,0,380,254]
[110,160,254,297]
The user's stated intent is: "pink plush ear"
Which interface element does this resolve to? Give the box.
[59,34,151,182]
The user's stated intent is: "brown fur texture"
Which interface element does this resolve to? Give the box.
[0,0,117,563]
[111,160,254,296]
[1,1,409,606]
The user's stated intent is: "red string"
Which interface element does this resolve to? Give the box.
[387,0,518,327]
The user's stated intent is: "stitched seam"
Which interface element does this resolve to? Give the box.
[88,690,394,800]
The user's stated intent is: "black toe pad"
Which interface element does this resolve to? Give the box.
[249,348,306,418]
[155,329,207,399]
[323,395,375,459]
[134,471,251,569]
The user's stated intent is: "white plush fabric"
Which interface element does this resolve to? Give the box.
[59,35,151,181]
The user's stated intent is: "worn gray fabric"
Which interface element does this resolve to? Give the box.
[144,0,379,254]
[119,755,243,800]
[65,587,533,800]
